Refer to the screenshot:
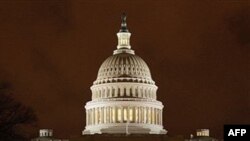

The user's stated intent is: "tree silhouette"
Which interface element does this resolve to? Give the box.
[0,82,37,141]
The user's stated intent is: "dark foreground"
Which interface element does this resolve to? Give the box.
[71,134,184,141]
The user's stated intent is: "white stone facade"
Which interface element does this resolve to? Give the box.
[39,129,53,137]
[31,129,69,141]
[82,15,167,135]
[196,129,210,137]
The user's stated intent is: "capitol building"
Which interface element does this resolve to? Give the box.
[82,14,167,135]
[31,14,221,141]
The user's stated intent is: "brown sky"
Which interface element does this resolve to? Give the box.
[0,0,249,139]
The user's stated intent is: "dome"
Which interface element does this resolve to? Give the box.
[94,51,155,85]
[83,14,166,135]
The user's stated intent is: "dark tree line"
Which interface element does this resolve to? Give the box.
[0,82,37,141]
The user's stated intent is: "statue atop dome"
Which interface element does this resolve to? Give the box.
[120,13,129,32]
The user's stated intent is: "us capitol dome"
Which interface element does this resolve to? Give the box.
[82,14,167,135]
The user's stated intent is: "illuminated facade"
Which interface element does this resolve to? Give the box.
[82,14,167,135]
[185,129,218,141]
[31,129,69,141]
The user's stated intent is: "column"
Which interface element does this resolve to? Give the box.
[146,107,149,124]
[100,89,102,98]
[107,107,110,124]
[110,107,112,123]
[146,88,149,98]
[91,91,94,99]
[104,107,107,123]
[105,88,108,98]
[141,107,144,123]
[112,107,116,123]
[141,107,143,123]
[155,108,157,124]
[153,108,156,124]
[150,89,153,99]
[149,107,151,124]
[94,90,97,99]
[91,109,93,125]
[138,87,141,98]
[126,87,130,96]
[110,107,114,123]
[120,87,124,96]
[98,89,101,99]
[98,108,101,124]
[160,110,162,125]
[109,87,112,98]
[101,107,104,124]
[158,109,160,125]
[143,88,146,98]
[155,109,158,125]
[86,110,89,126]
[99,107,101,124]
[88,110,91,125]
[96,90,98,99]
[147,107,151,124]
[153,108,156,125]
[132,87,135,97]
[140,87,143,98]
[102,89,105,98]
[149,107,153,124]
[135,87,138,97]
[146,107,148,124]
[96,107,99,124]
[148,89,151,98]
[93,108,96,125]
[151,108,153,124]
[114,87,118,97]
[155,109,159,125]
[143,107,145,123]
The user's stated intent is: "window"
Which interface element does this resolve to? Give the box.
[129,108,133,122]
[144,108,147,123]
[135,108,138,122]
[148,108,151,124]
[124,108,127,121]
[118,108,122,122]
[112,107,116,122]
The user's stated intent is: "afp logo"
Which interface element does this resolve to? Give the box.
[224,125,250,141]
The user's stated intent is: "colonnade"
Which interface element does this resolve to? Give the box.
[86,106,162,126]
[97,64,151,83]
[91,85,157,99]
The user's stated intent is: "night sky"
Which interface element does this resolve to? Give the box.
[0,0,249,139]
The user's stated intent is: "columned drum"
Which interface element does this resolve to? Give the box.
[82,14,167,135]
